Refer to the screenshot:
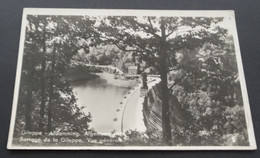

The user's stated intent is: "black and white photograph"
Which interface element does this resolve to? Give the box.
[7,9,256,150]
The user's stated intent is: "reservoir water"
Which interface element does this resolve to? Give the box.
[72,77,129,134]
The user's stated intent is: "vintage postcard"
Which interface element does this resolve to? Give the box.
[7,8,256,150]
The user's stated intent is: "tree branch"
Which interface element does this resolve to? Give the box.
[166,29,175,38]
[132,17,161,39]
[168,74,186,91]
[168,55,201,72]
[147,17,160,37]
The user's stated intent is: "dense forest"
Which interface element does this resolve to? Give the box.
[13,15,248,146]
[15,15,95,136]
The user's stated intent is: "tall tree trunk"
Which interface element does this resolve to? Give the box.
[159,60,172,144]
[159,18,172,144]
[25,70,33,130]
[39,29,46,133]
[25,19,37,131]
[39,57,46,133]
[47,44,56,132]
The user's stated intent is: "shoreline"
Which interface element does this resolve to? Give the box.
[95,72,139,88]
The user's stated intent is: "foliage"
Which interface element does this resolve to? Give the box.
[168,37,249,146]
[94,16,228,143]
[14,15,95,137]
[14,14,249,146]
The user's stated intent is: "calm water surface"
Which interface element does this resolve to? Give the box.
[72,78,129,134]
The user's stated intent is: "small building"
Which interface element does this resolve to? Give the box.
[128,66,138,75]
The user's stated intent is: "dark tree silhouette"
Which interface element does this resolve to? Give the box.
[95,16,227,144]
[15,15,95,136]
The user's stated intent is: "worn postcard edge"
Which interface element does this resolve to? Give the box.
[7,8,257,150]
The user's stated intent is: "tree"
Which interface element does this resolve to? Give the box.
[95,16,227,144]
[25,15,49,132]
[43,15,96,132]
[167,35,248,145]
[15,15,95,136]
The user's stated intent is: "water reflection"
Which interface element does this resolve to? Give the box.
[72,77,128,134]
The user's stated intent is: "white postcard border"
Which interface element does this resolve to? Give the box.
[7,8,257,150]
